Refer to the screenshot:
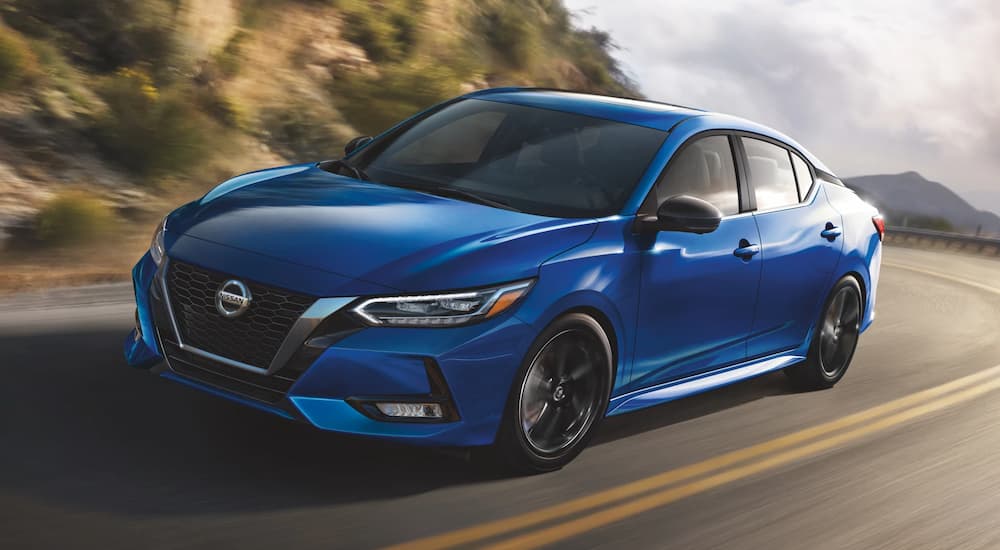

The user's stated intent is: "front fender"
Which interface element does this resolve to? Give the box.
[514,219,639,395]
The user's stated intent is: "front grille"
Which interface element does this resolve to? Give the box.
[167,261,315,370]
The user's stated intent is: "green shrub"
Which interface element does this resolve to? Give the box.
[5,0,175,73]
[35,191,115,245]
[337,0,424,63]
[891,212,955,233]
[197,88,251,130]
[92,69,213,177]
[0,25,33,91]
[238,0,295,28]
[331,60,467,135]
[261,99,347,161]
[565,28,631,94]
[478,1,540,69]
[213,29,250,78]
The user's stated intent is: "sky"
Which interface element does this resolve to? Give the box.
[563,0,1000,210]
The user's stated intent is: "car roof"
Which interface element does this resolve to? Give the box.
[464,88,833,175]
[465,88,703,132]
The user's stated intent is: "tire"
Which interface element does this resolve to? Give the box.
[488,313,613,474]
[785,276,863,390]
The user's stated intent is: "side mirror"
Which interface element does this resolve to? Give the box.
[640,195,723,234]
[344,135,373,156]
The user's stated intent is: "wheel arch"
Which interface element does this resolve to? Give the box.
[516,284,631,395]
[559,305,620,389]
[844,270,867,316]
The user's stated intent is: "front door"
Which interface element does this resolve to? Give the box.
[631,134,762,389]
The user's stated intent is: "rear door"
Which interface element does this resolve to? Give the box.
[631,134,763,388]
[741,136,843,358]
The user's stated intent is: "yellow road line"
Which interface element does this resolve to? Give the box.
[387,364,1000,550]
[486,372,1000,550]
[883,261,1000,296]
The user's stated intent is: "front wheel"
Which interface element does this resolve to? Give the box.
[785,276,863,390]
[490,313,613,474]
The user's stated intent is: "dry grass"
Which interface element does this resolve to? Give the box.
[0,237,146,295]
[0,182,205,295]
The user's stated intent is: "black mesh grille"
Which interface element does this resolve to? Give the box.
[167,261,315,369]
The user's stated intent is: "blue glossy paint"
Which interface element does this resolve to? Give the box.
[631,215,763,387]
[824,182,883,332]
[171,166,596,292]
[125,88,882,448]
[747,185,844,357]
[124,252,162,368]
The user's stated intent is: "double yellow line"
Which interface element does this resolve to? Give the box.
[389,263,1000,550]
[391,363,1000,550]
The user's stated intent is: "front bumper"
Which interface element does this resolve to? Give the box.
[125,253,534,447]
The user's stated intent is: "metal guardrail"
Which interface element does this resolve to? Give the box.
[886,226,1000,256]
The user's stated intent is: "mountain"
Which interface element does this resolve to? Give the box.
[963,190,1000,219]
[843,172,1000,236]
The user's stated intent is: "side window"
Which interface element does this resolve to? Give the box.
[791,153,813,200]
[743,137,798,210]
[654,135,740,216]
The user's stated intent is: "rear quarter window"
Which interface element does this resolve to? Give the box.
[791,153,814,200]
[743,137,798,210]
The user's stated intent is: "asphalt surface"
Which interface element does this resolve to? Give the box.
[2,246,999,549]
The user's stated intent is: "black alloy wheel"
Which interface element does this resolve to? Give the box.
[491,313,613,473]
[785,276,863,390]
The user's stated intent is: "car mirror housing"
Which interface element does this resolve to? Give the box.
[639,195,723,234]
[344,135,374,156]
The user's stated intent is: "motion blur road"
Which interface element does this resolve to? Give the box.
[2,246,999,549]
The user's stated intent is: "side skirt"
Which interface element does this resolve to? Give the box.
[606,352,805,416]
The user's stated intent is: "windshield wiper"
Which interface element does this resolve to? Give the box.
[398,183,522,212]
[318,159,370,181]
[320,162,521,212]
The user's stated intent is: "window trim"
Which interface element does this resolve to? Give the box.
[634,128,826,226]
[637,130,751,218]
[732,135,756,212]
[790,150,816,202]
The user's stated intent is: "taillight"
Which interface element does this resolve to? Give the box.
[872,215,886,242]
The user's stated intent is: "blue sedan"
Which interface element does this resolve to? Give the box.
[125,88,883,472]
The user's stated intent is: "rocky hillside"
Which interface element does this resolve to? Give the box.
[844,172,1000,236]
[0,0,636,246]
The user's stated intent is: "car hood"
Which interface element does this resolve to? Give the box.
[167,164,597,292]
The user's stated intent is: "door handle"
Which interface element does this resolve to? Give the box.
[821,222,842,241]
[733,239,760,260]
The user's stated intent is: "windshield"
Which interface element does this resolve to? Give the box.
[348,99,667,218]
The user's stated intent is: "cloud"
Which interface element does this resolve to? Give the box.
[564,0,1000,193]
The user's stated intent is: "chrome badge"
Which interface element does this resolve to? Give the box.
[215,279,252,318]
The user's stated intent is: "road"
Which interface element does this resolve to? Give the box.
[2,247,999,549]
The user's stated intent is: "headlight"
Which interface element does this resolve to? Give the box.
[149,216,167,265]
[352,280,534,327]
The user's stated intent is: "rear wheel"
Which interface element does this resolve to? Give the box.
[490,313,613,474]
[785,276,863,390]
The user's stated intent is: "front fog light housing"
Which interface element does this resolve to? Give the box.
[352,280,533,327]
[375,402,444,419]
